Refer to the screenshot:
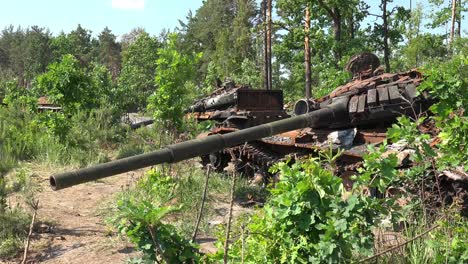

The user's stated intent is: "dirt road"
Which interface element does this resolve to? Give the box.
[20,167,144,264]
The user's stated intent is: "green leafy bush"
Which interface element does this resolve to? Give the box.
[117,32,160,112]
[426,215,468,263]
[1,81,38,111]
[0,168,41,259]
[36,55,96,113]
[381,54,468,263]
[111,169,200,263]
[148,33,201,131]
[418,54,467,170]
[214,157,393,263]
[0,173,31,258]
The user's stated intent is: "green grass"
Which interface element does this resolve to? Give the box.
[0,168,38,258]
[369,204,468,264]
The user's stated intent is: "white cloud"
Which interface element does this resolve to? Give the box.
[112,0,145,10]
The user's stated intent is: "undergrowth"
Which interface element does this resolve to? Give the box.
[108,162,258,263]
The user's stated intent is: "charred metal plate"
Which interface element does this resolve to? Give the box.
[397,79,414,88]
[367,81,376,89]
[236,90,284,111]
[367,89,377,106]
[349,96,359,113]
[381,73,398,82]
[388,85,401,102]
[405,84,417,99]
[357,94,367,113]
[377,86,389,103]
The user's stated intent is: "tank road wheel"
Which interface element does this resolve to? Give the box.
[200,152,229,172]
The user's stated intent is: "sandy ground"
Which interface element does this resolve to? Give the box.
[2,161,456,263]
[1,164,254,264]
[2,165,145,264]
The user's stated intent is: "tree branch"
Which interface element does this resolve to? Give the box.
[191,165,212,242]
[389,6,399,16]
[317,0,335,18]
[368,13,383,18]
[21,200,39,264]
[272,21,290,32]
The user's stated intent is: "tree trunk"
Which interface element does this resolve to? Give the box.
[317,0,342,63]
[450,0,457,44]
[457,0,461,37]
[267,0,272,90]
[348,16,355,40]
[332,8,342,61]
[262,0,269,89]
[304,4,312,99]
[382,0,390,72]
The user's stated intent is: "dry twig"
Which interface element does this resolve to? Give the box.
[21,199,39,264]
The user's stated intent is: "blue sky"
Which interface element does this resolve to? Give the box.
[0,0,464,38]
[0,0,204,37]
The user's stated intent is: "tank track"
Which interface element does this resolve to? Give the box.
[237,142,279,167]
[199,142,280,175]
[202,141,362,181]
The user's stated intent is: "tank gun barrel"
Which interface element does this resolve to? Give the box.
[186,89,237,112]
[50,97,349,190]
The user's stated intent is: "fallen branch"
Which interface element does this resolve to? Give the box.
[359,224,439,263]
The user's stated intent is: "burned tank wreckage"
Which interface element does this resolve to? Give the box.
[185,80,289,172]
[185,80,289,129]
[50,53,432,190]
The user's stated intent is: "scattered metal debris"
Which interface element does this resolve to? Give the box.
[48,53,466,215]
[193,65,430,182]
[121,113,154,129]
[50,53,466,216]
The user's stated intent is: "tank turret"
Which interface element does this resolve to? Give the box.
[185,80,289,129]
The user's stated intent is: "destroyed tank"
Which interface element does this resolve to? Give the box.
[185,80,289,129]
[185,80,289,170]
[50,53,431,190]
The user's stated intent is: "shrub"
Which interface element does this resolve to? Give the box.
[111,169,200,263]
[36,54,97,113]
[418,54,467,170]
[213,157,394,263]
[148,33,201,131]
[381,54,468,263]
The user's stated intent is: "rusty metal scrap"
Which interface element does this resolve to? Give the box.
[193,66,430,181]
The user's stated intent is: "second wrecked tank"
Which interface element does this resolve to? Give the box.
[185,80,289,129]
